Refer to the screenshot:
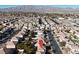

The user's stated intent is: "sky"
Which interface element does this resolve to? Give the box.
[0,5,79,8]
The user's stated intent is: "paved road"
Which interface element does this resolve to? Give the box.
[47,31,62,54]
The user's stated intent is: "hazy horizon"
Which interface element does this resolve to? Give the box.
[0,5,79,9]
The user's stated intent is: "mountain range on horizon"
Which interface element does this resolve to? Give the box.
[0,5,79,13]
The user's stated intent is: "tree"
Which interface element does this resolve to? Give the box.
[0,24,4,31]
[39,18,42,24]
[60,41,66,47]
[17,40,36,54]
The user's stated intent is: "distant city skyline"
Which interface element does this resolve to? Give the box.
[0,5,79,8]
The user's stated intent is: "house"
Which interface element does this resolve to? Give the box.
[0,48,5,54]
[5,41,16,54]
[11,37,18,45]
